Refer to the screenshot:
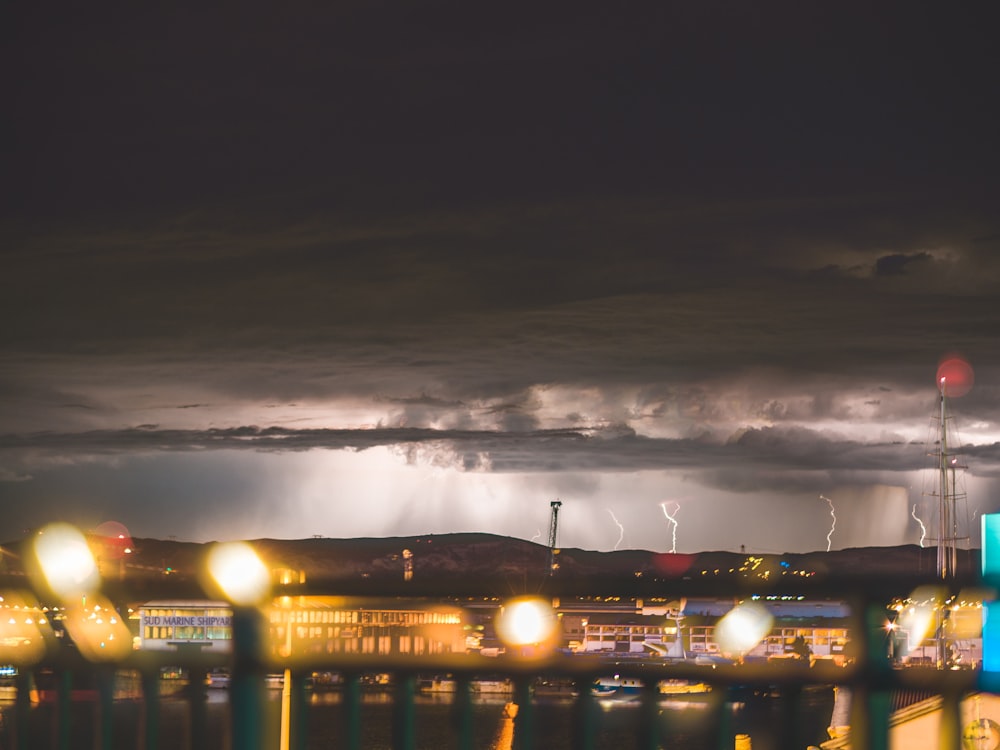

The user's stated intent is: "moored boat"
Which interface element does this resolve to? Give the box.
[418,676,515,694]
[593,676,712,701]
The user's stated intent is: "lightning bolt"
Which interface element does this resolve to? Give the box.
[819,495,836,552]
[660,502,680,553]
[606,509,625,551]
[911,505,927,548]
[530,528,541,544]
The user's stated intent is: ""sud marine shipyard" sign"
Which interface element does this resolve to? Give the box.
[142,614,232,628]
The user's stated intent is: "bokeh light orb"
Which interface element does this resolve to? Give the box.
[936,355,974,398]
[92,521,134,560]
[652,553,695,578]
[495,597,558,647]
[64,595,132,662]
[32,523,100,601]
[205,542,270,606]
[952,588,988,640]
[715,601,773,656]
[896,586,947,651]
[0,591,54,666]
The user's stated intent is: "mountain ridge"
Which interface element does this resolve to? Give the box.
[5,531,978,599]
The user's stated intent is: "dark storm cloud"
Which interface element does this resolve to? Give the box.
[5,3,998,233]
[5,197,1000,403]
[874,253,933,277]
[0,423,949,477]
[382,395,467,409]
[3,3,1000,548]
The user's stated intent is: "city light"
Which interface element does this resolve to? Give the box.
[0,591,51,666]
[63,595,132,662]
[205,542,270,606]
[31,523,100,601]
[894,586,946,655]
[714,601,773,658]
[495,597,558,649]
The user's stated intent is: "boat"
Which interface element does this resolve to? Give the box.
[311,671,343,690]
[0,666,18,702]
[417,676,514,694]
[532,678,578,698]
[148,667,189,697]
[686,651,733,667]
[658,678,712,696]
[29,667,100,703]
[418,676,456,693]
[822,363,980,749]
[593,676,712,702]
[886,363,979,672]
[471,679,514,694]
[205,669,230,689]
[591,676,644,701]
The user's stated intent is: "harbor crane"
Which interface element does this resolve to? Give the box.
[548,500,562,575]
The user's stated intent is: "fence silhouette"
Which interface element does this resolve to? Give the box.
[0,551,990,750]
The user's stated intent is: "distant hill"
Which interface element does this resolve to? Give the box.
[5,532,979,600]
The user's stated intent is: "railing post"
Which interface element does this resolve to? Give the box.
[186,666,209,750]
[96,666,115,750]
[779,682,804,750]
[344,672,362,750]
[391,673,416,750]
[571,677,596,750]
[637,679,660,750]
[141,668,160,750]
[290,668,309,750]
[851,685,890,750]
[512,675,534,750]
[938,690,961,750]
[853,600,893,750]
[451,674,474,750]
[230,606,265,750]
[713,686,735,750]
[13,668,32,750]
[57,668,72,750]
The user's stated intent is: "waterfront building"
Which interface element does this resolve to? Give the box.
[269,596,466,657]
[137,600,234,653]
[578,613,682,656]
[135,597,466,658]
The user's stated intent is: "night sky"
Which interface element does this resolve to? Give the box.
[3,4,1000,553]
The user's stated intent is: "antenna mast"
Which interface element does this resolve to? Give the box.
[925,357,973,670]
[547,500,562,575]
[934,379,966,580]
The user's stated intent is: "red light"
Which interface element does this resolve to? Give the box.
[652,553,694,578]
[936,355,974,397]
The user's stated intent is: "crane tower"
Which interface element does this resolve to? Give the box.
[928,370,970,581]
[548,500,562,575]
[926,358,973,670]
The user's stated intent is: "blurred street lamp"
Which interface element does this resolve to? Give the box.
[495,597,559,657]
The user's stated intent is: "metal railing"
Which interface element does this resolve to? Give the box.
[0,566,993,750]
